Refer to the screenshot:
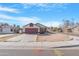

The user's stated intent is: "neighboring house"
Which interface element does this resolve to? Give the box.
[0,23,21,34]
[13,25,21,33]
[72,26,79,34]
[63,28,72,33]
[0,23,14,34]
[19,28,23,33]
[23,23,47,34]
[61,25,72,33]
[62,25,79,34]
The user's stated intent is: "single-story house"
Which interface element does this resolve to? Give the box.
[72,26,79,34]
[62,25,73,33]
[0,23,21,34]
[0,23,14,34]
[23,23,47,34]
[62,25,79,34]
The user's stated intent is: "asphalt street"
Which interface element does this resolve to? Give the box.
[0,48,79,56]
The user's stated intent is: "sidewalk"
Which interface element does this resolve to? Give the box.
[0,34,14,37]
[0,40,79,49]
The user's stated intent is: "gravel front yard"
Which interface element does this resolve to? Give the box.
[37,33,70,42]
[0,34,21,42]
[0,34,37,42]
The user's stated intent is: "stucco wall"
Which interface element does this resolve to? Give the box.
[0,26,14,34]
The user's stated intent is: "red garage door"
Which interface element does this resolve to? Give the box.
[25,28,38,34]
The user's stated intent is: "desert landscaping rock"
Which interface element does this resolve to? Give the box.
[0,34,20,42]
[37,33,70,42]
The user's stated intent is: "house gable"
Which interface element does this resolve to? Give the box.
[35,23,47,28]
[23,23,40,28]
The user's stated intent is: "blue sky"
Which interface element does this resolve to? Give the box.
[0,3,79,27]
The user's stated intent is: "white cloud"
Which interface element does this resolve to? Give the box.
[41,21,62,27]
[0,14,62,27]
[0,14,13,20]
[0,14,40,24]
[21,3,50,8]
[16,17,40,23]
[21,3,68,11]
[0,6,19,13]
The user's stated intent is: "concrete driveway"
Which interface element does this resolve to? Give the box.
[20,34,37,42]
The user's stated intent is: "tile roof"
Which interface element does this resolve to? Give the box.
[23,23,47,28]
[35,23,47,28]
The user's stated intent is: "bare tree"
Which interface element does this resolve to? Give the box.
[62,19,70,28]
